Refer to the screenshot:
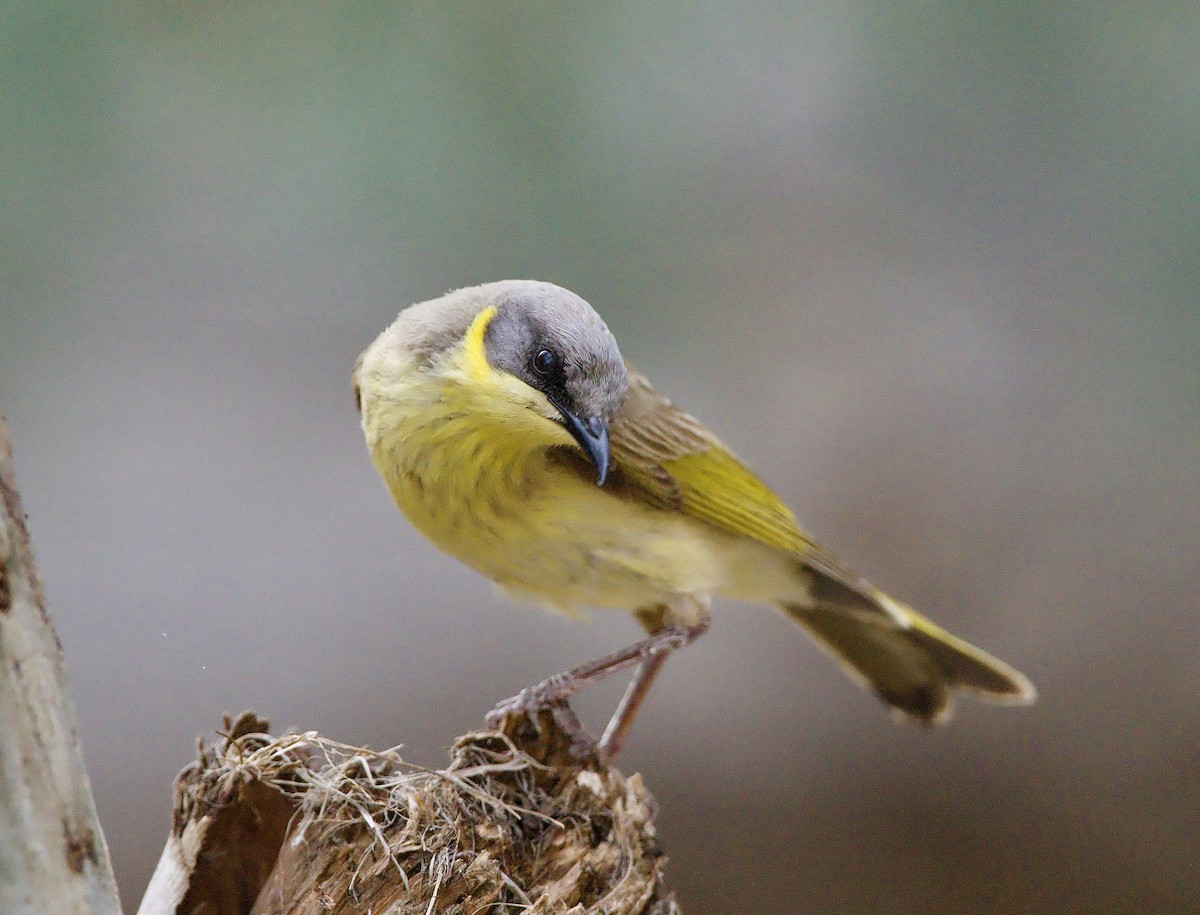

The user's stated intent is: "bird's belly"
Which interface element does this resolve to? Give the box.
[487,490,726,612]
[365,391,797,614]
[439,478,721,611]
[375,436,720,613]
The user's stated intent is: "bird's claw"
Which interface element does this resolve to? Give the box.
[485,687,538,730]
[485,692,598,761]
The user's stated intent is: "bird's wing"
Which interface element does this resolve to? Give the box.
[606,372,1035,723]
[607,368,816,556]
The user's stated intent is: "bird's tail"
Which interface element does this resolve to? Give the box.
[779,575,1035,724]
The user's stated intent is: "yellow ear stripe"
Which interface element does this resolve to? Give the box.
[663,446,811,555]
[463,305,498,381]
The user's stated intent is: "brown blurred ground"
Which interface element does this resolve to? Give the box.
[2,4,1197,913]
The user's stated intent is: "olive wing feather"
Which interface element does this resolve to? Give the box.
[608,369,814,556]
[606,371,1035,717]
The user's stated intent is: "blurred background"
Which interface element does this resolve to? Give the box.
[2,3,1198,912]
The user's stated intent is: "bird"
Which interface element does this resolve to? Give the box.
[354,280,1035,758]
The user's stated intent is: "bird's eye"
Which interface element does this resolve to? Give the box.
[532,348,559,375]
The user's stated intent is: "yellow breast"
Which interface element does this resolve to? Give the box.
[356,316,798,615]
[361,358,732,612]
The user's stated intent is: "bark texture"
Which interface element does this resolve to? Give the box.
[0,416,122,914]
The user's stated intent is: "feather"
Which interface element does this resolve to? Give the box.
[609,369,814,555]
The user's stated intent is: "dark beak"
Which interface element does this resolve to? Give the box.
[553,403,610,486]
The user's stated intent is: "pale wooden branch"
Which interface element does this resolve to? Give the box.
[0,415,122,914]
[139,711,679,915]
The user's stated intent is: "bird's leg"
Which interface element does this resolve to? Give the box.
[598,650,671,761]
[596,600,711,760]
[485,616,711,755]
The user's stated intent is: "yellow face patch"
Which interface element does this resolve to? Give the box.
[441,304,567,446]
[462,305,498,382]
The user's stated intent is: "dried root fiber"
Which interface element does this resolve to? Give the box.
[144,709,678,915]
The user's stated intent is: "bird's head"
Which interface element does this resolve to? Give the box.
[360,280,628,485]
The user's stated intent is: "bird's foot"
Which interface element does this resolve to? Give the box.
[486,690,597,760]
[485,618,713,762]
[484,671,570,730]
